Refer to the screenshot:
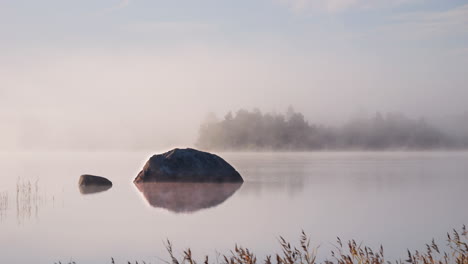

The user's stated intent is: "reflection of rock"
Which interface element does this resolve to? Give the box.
[135,182,243,213]
[79,184,112,195]
[78,175,112,195]
[134,148,243,183]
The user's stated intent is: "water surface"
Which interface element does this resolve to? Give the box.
[0,151,467,263]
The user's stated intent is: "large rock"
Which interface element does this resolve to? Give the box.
[135,182,242,213]
[79,174,112,186]
[134,148,243,183]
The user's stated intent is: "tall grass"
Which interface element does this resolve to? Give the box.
[0,178,49,223]
[51,226,467,264]
[163,227,467,264]
[16,178,43,223]
[0,191,8,221]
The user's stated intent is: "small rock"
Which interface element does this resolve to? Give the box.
[79,174,112,186]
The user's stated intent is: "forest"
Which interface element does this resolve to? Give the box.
[196,108,468,151]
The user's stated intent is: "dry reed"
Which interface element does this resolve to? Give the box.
[0,191,8,221]
[54,226,468,264]
[161,227,467,264]
[15,178,45,223]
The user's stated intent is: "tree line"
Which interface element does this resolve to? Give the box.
[196,107,467,150]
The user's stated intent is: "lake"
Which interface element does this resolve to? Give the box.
[0,151,467,264]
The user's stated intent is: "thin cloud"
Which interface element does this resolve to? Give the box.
[101,0,131,14]
[115,0,130,9]
[390,3,468,35]
[279,0,424,13]
[378,3,468,40]
[122,21,215,34]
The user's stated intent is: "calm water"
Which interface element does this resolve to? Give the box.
[0,151,467,264]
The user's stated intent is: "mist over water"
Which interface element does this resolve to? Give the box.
[1,46,467,151]
[1,106,467,151]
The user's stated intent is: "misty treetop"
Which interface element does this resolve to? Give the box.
[196,107,460,150]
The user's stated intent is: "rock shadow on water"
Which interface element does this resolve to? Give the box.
[134,182,243,213]
[79,184,112,195]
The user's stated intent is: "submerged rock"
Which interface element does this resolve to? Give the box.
[134,148,243,183]
[135,182,242,213]
[79,174,112,186]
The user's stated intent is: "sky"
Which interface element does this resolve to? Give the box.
[0,0,467,149]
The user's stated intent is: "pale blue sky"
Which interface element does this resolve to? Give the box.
[1,0,468,146]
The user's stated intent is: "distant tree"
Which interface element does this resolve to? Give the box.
[225,111,233,121]
[203,112,219,124]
